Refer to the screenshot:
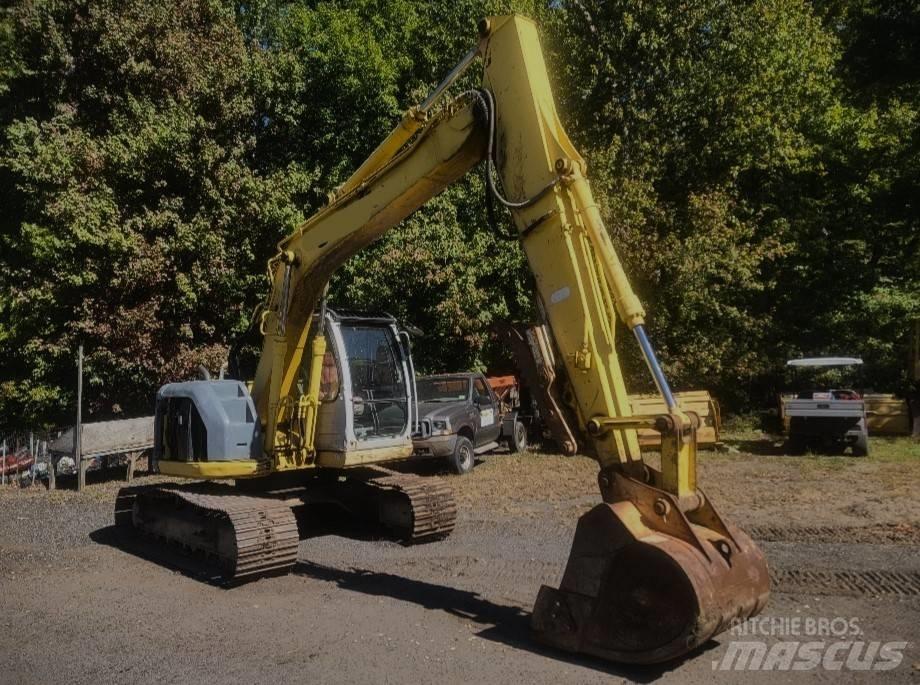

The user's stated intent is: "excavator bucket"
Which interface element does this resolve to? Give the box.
[531,471,769,664]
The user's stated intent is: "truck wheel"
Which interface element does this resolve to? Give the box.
[449,436,475,475]
[852,431,869,457]
[510,419,528,454]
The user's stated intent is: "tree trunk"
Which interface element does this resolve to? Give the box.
[910,392,920,440]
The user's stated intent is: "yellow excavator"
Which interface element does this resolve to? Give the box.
[116,15,769,665]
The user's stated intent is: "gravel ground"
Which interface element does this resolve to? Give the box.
[1,439,918,684]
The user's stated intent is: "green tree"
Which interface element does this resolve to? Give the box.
[248,0,547,372]
[799,0,920,393]
[546,0,841,404]
[0,0,308,426]
[0,0,549,427]
[1,0,917,430]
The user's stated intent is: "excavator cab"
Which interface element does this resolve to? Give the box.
[153,308,416,478]
[308,309,416,467]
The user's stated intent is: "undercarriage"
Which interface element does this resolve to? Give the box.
[115,469,457,584]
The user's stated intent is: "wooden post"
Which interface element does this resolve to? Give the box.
[912,397,920,439]
[76,345,84,491]
[125,451,137,482]
[911,321,920,439]
[1,440,6,486]
[49,444,56,490]
[32,440,41,486]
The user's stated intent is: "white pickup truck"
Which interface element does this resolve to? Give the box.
[780,357,869,456]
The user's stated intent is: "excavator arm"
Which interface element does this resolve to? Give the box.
[251,97,485,468]
[256,16,661,480]
[153,15,769,665]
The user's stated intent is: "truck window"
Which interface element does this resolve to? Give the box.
[417,377,469,402]
[473,378,491,403]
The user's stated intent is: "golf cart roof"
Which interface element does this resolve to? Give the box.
[786,357,864,367]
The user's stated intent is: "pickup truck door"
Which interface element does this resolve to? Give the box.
[472,376,502,446]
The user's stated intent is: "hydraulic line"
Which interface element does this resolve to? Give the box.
[467,88,559,211]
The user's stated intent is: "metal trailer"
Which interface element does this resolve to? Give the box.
[628,390,722,449]
[49,417,153,489]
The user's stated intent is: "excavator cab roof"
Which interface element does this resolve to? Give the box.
[322,307,397,325]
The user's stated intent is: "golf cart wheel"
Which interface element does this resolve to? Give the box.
[449,436,475,475]
[852,431,869,457]
[786,435,807,454]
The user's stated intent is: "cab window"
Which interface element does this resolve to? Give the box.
[339,324,408,440]
[473,378,491,404]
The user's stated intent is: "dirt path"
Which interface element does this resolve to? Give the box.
[1,440,918,683]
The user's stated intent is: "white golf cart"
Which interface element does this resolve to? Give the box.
[780,357,869,456]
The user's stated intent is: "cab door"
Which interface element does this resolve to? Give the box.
[472,376,502,446]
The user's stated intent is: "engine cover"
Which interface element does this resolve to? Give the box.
[154,380,261,467]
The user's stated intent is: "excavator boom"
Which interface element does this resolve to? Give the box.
[124,14,768,665]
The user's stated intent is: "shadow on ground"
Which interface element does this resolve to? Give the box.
[90,525,240,585]
[721,435,870,458]
[295,560,713,682]
[93,517,713,680]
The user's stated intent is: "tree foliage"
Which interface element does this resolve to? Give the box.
[0,0,917,428]
[0,0,306,422]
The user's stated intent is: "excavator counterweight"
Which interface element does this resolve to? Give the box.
[118,14,769,665]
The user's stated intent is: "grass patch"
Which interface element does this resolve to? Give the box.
[720,413,765,437]
[867,436,920,463]
[716,428,918,464]
[791,437,918,465]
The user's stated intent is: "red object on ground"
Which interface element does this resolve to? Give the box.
[0,451,34,476]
